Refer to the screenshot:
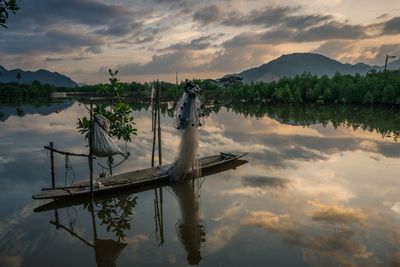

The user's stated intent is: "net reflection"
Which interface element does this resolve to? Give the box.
[34,159,247,266]
[172,179,206,265]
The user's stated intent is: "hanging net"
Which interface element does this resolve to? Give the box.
[92,115,124,157]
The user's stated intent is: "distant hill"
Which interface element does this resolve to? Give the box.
[232,53,395,83]
[0,65,77,88]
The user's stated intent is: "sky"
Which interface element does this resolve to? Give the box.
[1,0,400,84]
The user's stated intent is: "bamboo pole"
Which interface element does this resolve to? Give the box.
[50,221,93,247]
[157,80,164,245]
[157,80,162,166]
[89,101,94,199]
[49,142,55,188]
[44,145,95,158]
[151,83,157,168]
[54,209,59,229]
[90,201,98,241]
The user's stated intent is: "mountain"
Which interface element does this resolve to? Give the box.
[0,65,77,88]
[233,53,388,83]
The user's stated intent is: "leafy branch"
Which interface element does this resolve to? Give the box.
[0,0,19,28]
[77,69,137,142]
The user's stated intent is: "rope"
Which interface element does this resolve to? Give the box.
[66,206,78,231]
[64,155,76,186]
[96,153,130,173]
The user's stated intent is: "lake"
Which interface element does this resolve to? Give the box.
[0,100,400,267]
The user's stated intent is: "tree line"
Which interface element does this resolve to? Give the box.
[198,70,400,105]
[2,70,400,106]
[0,81,55,101]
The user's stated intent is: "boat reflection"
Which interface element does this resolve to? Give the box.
[35,159,248,266]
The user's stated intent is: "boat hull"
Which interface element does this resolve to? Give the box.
[32,152,247,200]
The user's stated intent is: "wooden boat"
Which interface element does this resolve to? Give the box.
[32,152,247,200]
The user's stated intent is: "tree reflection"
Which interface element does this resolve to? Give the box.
[85,195,137,241]
[222,102,400,141]
[130,99,400,142]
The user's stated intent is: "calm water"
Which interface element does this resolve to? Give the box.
[0,100,400,267]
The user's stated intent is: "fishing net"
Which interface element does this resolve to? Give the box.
[92,115,124,157]
[170,82,205,181]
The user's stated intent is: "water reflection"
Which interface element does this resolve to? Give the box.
[1,99,400,266]
[172,180,205,265]
[49,198,131,267]
[40,179,208,266]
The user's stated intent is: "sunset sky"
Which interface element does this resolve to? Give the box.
[1,0,399,84]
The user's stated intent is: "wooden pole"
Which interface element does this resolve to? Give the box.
[89,101,94,199]
[108,156,113,176]
[157,80,162,166]
[90,201,98,240]
[50,221,93,247]
[54,209,59,229]
[50,142,55,188]
[156,80,164,245]
[151,83,157,168]
[384,54,389,71]
[151,85,155,132]
[159,187,164,245]
[44,145,95,158]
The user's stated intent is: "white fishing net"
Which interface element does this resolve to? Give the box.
[92,115,124,157]
[169,82,205,181]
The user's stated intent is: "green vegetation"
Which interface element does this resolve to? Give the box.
[197,70,400,105]
[220,102,400,141]
[0,0,19,28]
[86,195,137,241]
[2,70,400,107]
[77,69,137,142]
[0,81,54,101]
[71,70,400,106]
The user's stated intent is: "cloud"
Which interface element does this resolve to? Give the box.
[309,200,367,225]
[221,5,333,31]
[0,0,161,64]
[193,4,223,25]
[242,175,290,189]
[295,21,368,42]
[161,35,219,51]
[207,45,278,72]
[7,0,143,31]
[221,6,299,27]
[382,16,400,35]
[3,1,400,82]
[313,41,400,65]
[241,210,373,262]
[212,203,243,222]
[45,56,91,62]
[94,21,143,36]
[1,30,103,56]
[114,50,213,75]
[241,210,295,234]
